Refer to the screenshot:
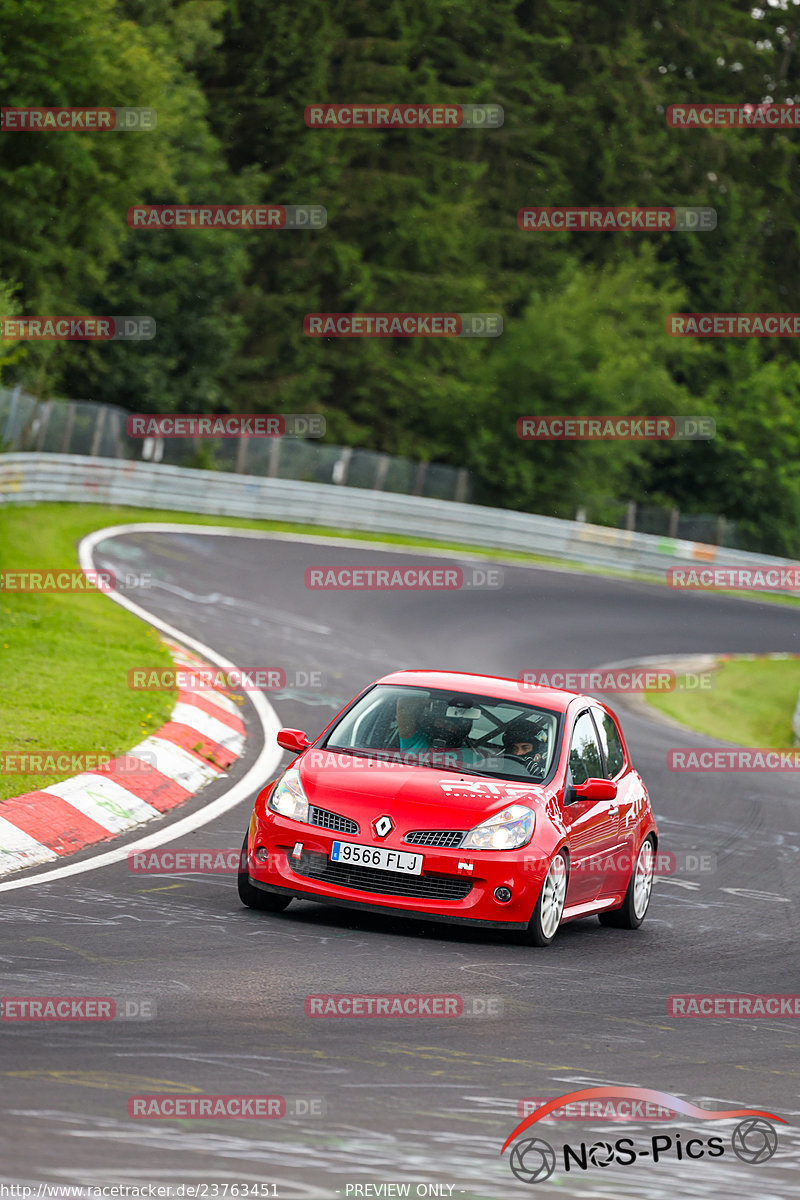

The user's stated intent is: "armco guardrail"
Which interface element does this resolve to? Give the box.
[0,452,797,579]
[0,386,471,503]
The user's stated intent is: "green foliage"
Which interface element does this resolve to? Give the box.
[2,0,800,551]
[466,248,705,515]
[0,0,246,407]
[0,279,22,381]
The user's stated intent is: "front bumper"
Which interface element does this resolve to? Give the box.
[248,811,547,926]
[247,876,529,929]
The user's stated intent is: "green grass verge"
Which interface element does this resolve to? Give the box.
[646,657,800,747]
[0,505,177,803]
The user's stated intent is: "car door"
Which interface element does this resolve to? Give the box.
[561,710,622,905]
[591,705,645,898]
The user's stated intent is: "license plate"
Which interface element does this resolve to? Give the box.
[330,840,423,875]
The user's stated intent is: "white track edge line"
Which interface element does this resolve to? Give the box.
[0,523,284,891]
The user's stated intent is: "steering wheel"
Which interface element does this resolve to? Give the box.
[505,751,546,777]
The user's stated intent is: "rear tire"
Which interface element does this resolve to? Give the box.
[237,832,292,912]
[598,835,655,929]
[523,850,568,947]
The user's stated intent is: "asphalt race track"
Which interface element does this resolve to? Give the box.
[2,528,799,1199]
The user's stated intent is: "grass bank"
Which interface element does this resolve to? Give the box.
[646,657,800,747]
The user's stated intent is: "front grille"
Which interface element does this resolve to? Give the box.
[308,806,359,836]
[289,850,473,901]
[405,829,467,849]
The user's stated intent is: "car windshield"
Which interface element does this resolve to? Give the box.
[323,684,560,781]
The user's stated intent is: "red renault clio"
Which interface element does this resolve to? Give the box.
[238,670,658,945]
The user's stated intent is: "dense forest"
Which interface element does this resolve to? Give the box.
[2,0,800,553]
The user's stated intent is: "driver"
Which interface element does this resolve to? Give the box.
[502,718,549,776]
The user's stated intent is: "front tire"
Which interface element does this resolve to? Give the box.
[524,850,568,946]
[599,835,655,929]
[237,832,292,912]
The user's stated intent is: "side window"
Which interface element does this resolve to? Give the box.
[592,708,625,778]
[568,712,604,785]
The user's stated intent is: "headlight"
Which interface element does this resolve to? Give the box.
[268,767,309,822]
[462,804,534,851]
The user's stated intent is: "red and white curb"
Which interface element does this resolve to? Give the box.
[0,638,246,878]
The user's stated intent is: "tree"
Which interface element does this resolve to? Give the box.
[0,0,247,408]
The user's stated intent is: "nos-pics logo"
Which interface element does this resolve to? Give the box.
[502,1087,782,1184]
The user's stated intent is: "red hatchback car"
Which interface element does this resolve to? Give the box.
[238,670,658,945]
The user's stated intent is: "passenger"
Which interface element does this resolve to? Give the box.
[396,692,430,753]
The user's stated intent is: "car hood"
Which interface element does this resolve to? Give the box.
[297,751,547,829]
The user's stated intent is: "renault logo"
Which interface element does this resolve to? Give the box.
[373,815,393,838]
